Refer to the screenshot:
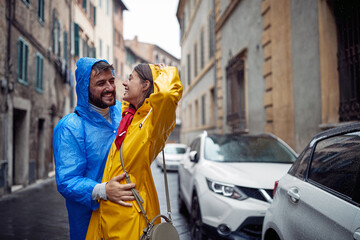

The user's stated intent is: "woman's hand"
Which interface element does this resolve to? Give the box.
[156,63,168,69]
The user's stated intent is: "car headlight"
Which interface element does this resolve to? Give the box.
[206,178,248,200]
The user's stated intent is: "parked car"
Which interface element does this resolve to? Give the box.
[178,131,297,240]
[262,123,360,240]
[156,143,188,171]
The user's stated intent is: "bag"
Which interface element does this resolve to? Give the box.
[119,145,180,240]
[140,215,179,240]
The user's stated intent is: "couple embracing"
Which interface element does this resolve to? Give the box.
[53,57,183,240]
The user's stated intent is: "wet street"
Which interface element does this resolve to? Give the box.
[0,163,191,240]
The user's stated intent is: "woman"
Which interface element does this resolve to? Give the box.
[86,63,183,239]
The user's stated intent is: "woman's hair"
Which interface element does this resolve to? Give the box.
[134,63,154,99]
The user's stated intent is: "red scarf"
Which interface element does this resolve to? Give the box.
[115,107,136,150]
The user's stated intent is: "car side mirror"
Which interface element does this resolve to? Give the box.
[189,151,198,163]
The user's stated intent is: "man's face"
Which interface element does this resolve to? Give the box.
[88,69,116,108]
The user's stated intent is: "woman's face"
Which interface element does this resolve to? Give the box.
[123,70,148,108]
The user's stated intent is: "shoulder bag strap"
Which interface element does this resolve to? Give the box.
[119,144,173,223]
[161,150,172,220]
[119,144,150,223]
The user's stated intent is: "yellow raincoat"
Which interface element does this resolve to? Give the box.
[86,65,183,240]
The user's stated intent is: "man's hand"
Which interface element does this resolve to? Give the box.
[105,173,136,207]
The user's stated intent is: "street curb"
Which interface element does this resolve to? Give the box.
[0,177,56,201]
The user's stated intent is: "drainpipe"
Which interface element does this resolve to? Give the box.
[3,0,14,193]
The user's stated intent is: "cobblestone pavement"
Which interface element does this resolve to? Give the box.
[0,163,191,240]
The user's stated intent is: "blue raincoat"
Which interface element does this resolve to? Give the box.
[53,57,122,240]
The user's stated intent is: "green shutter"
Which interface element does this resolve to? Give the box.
[40,57,43,91]
[82,0,87,10]
[17,38,29,85]
[93,6,96,26]
[74,23,79,57]
[63,31,68,61]
[18,40,23,81]
[36,55,39,88]
[24,44,28,83]
[36,54,44,92]
[38,0,44,22]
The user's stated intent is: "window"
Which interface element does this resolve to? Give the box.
[208,11,215,58]
[289,146,312,180]
[226,50,247,131]
[180,12,185,40]
[194,43,198,77]
[99,39,103,58]
[210,88,215,125]
[106,0,110,15]
[333,2,360,122]
[182,106,186,129]
[107,45,110,60]
[82,0,87,10]
[63,31,68,61]
[195,99,199,127]
[99,0,102,8]
[115,30,121,46]
[38,0,44,23]
[52,11,61,57]
[188,103,192,128]
[90,46,96,58]
[309,132,360,204]
[114,58,118,75]
[90,4,96,26]
[200,29,204,69]
[187,54,191,86]
[35,53,44,92]
[82,39,88,57]
[201,94,206,125]
[17,38,29,85]
[74,23,80,57]
[204,135,296,163]
[22,0,30,7]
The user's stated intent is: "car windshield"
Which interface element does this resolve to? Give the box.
[204,135,296,163]
[164,146,186,154]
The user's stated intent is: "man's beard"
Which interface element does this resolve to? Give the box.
[88,90,116,109]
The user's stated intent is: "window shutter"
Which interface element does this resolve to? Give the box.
[93,6,96,26]
[74,23,79,57]
[24,44,29,83]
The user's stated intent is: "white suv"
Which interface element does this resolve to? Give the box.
[262,123,360,240]
[178,131,297,240]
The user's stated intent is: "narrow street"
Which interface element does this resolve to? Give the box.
[0,163,191,240]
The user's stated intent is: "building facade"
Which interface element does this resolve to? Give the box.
[125,36,180,69]
[0,0,72,195]
[0,0,127,197]
[113,0,127,100]
[177,0,360,152]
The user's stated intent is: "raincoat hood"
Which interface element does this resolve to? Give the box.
[74,57,119,125]
[75,57,112,108]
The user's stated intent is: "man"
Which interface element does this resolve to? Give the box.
[53,58,135,240]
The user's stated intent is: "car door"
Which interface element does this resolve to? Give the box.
[353,211,360,240]
[283,131,360,240]
[181,138,200,207]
